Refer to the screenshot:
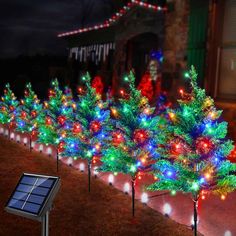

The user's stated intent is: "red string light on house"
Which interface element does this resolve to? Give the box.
[57,0,167,38]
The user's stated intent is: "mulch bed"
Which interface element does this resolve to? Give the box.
[0,136,195,236]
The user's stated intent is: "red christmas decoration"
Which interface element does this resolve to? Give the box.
[119,88,130,99]
[228,145,236,163]
[133,129,149,144]
[48,89,55,97]
[9,105,15,112]
[179,89,192,102]
[31,110,37,118]
[92,76,104,95]
[58,115,66,126]
[31,130,38,139]
[45,117,52,126]
[77,86,84,95]
[72,123,82,134]
[196,137,214,155]
[24,90,29,97]
[58,141,65,153]
[112,131,125,146]
[90,120,101,133]
[21,111,27,119]
[9,121,16,129]
[170,141,183,156]
[1,107,6,112]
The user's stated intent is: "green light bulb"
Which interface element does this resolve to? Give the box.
[191,182,199,191]
[130,165,136,173]
[184,72,190,78]
[124,76,129,82]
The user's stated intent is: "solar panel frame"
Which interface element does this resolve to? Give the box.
[5,173,60,221]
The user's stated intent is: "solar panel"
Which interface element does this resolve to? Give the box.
[5,173,60,221]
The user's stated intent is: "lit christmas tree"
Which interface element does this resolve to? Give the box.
[37,79,74,171]
[148,66,236,235]
[0,84,19,138]
[100,72,168,216]
[61,73,110,192]
[16,83,42,150]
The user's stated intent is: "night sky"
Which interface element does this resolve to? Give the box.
[0,0,115,58]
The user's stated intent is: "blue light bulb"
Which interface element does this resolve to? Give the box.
[200,177,205,184]
[167,171,173,177]
[137,161,141,167]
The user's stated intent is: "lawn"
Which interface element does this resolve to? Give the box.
[0,136,194,236]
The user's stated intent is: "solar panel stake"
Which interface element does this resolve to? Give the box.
[5,173,60,236]
[42,211,49,236]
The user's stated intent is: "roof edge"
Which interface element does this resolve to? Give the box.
[57,0,167,38]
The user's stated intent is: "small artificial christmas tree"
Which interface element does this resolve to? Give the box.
[37,79,74,171]
[61,73,110,192]
[100,72,168,216]
[0,84,19,138]
[148,66,236,235]
[16,83,42,150]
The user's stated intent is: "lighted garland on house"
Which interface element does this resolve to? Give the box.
[148,66,236,236]
[100,71,168,217]
[37,79,74,171]
[61,73,110,192]
[0,84,19,139]
[57,0,167,37]
[15,83,42,151]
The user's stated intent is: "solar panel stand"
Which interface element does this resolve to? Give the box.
[5,173,60,236]
[41,210,49,236]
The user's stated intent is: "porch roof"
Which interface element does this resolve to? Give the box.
[66,25,116,47]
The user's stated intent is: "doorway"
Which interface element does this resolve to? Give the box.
[126,32,159,86]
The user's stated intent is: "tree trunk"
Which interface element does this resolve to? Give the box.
[56,148,59,172]
[131,178,136,217]
[88,160,91,192]
[29,134,32,152]
[8,126,10,140]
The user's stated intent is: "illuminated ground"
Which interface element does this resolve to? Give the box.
[0,136,194,236]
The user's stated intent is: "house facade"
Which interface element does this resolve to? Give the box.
[58,0,236,102]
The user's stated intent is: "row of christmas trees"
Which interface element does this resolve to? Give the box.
[1,67,236,235]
